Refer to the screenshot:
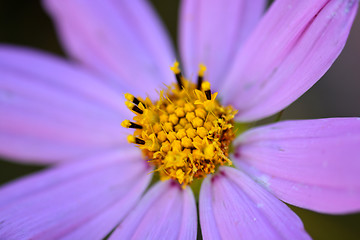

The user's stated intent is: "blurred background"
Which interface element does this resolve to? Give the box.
[0,0,359,239]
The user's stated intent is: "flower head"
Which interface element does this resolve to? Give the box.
[0,0,360,239]
[123,62,237,186]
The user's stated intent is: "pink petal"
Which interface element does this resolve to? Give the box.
[234,118,360,213]
[200,167,310,240]
[221,0,358,121]
[0,147,137,207]
[43,0,176,98]
[179,0,266,90]
[0,46,129,164]
[109,181,197,240]
[0,148,152,239]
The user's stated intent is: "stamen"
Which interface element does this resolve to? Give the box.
[125,101,143,114]
[197,64,207,89]
[170,61,183,89]
[201,81,212,100]
[122,64,237,187]
[127,135,145,145]
[121,120,143,129]
[124,93,143,106]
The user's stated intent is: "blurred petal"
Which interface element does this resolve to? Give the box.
[110,181,197,240]
[0,148,152,240]
[221,0,358,121]
[0,147,136,207]
[234,118,360,213]
[179,0,265,90]
[0,46,128,164]
[43,0,176,97]
[200,167,310,240]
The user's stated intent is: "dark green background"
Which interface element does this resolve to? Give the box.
[0,1,359,239]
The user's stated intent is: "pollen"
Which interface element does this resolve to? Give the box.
[122,62,237,187]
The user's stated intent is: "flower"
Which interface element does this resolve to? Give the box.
[0,0,359,239]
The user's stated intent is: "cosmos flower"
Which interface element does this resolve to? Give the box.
[0,0,359,239]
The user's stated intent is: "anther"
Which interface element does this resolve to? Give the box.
[127,135,145,145]
[170,61,183,89]
[125,93,143,106]
[201,81,212,100]
[121,120,143,129]
[125,101,143,114]
[197,64,207,89]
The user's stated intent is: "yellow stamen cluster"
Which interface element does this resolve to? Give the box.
[122,63,237,186]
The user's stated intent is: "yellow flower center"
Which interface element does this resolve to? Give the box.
[122,62,237,187]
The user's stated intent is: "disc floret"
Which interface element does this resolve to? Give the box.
[122,62,237,187]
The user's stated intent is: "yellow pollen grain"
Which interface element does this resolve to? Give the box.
[153,123,162,133]
[186,128,197,139]
[195,108,207,119]
[197,127,208,138]
[167,132,177,143]
[174,124,182,132]
[175,107,185,117]
[161,141,171,152]
[204,121,213,131]
[163,122,173,132]
[169,114,179,125]
[181,137,193,148]
[176,129,187,139]
[177,99,185,107]
[158,131,167,142]
[179,118,188,127]
[192,117,204,128]
[172,140,182,152]
[184,103,195,112]
[186,112,196,122]
[184,123,193,130]
[159,114,168,123]
[122,66,237,187]
[166,104,175,114]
